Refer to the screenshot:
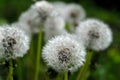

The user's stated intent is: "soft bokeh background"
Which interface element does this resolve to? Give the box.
[0,0,120,80]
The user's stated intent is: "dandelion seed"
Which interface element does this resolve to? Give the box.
[42,35,86,72]
[76,18,112,51]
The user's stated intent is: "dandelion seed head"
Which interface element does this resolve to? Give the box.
[65,3,86,25]
[0,26,30,60]
[32,0,53,22]
[42,35,86,72]
[19,9,41,33]
[52,1,67,17]
[76,18,112,51]
[44,10,66,41]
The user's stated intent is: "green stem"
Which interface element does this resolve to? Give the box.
[64,71,68,80]
[82,71,90,80]
[30,35,34,63]
[34,27,43,80]
[7,59,13,80]
[56,74,61,80]
[77,51,93,80]
[27,35,34,79]
[17,59,22,80]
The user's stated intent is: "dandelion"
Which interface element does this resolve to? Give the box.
[19,9,41,33]
[52,1,67,17]
[53,2,86,26]
[42,35,86,72]
[19,1,54,33]
[65,3,86,25]
[43,10,66,41]
[32,0,53,23]
[76,18,112,51]
[63,3,86,33]
[0,26,30,60]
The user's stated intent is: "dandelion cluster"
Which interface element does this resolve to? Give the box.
[0,0,113,80]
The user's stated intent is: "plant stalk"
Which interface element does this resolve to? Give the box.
[7,59,13,80]
[64,71,68,80]
[34,27,43,80]
[77,51,93,80]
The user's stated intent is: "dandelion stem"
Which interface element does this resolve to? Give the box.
[27,35,34,79]
[7,59,13,80]
[34,27,43,80]
[64,71,68,80]
[30,35,34,63]
[77,51,93,80]
[17,59,23,80]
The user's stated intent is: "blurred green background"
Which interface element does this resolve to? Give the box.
[0,0,120,80]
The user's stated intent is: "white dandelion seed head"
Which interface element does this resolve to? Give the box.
[19,9,41,33]
[52,1,67,18]
[44,10,66,41]
[76,18,112,51]
[64,3,86,26]
[0,26,30,60]
[11,22,31,37]
[42,35,86,72]
[32,0,53,22]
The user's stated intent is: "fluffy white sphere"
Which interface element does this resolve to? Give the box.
[42,35,86,72]
[52,1,67,17]
[76,18,112,51]
[64,3,86,24]
[44,10,66,41]
[62,3,86,33]
[32,0,53,22]
[19,1,54,34]
[0,26,30,60]
[19,9,41,33]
